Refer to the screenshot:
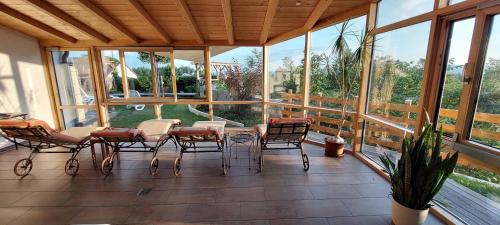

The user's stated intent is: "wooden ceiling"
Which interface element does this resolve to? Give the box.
[0,0,370,46]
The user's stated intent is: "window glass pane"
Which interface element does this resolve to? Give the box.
[309,16,366,110]
[267,104,303,119]
[448,0,465,5]
[108,105,155,128]
[210,46,263,101]
[438,18,475,137]
[213,104,262,127]
[269,35,305,104]
[361,120,406,161]
[51,51,95,105]
[377,0,434,27]
[306,109,355,145]
[367,21,432,129]
[160,104,207,126]
[124,51,153,98]
[174,50,205,99]
[435,146,500,225]
[155,52,173,98]
[470,15,500,149]
[100,50,123,99]
[61,108,98,128]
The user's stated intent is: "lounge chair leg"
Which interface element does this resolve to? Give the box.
[90,143,97,168]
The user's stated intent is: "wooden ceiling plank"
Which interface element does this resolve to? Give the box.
[126,0,172,43]
[75,0,140,43]
[24,0,110,43]
[303,0,333,29]
[173,0,204,44]
[220,0,234,44]
[259,0,279,44]
[0,2,77,43]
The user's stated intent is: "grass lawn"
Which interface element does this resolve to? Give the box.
[108,104,208,128]
[449,173,500,202]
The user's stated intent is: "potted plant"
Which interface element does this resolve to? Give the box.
[379,124,459,225]
[323,21,372,157]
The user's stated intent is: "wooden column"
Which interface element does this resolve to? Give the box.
[119,50,129,99]
[262,46,270,122]
[205,47,213,120]
[170,51,178,101]
[302,31,311,118]
[352,2,377,152]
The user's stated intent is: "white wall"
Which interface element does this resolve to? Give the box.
[0,25,56,149]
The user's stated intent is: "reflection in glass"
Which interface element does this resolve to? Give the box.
[61,108,98,128]
[470,15,500,149]
[124,51,153,98]
[108,105,155,128]
[100,50,123,99]
[367,21,432,129]
[269,35,305,104]
[51,51,95,105]
[309,16,366,110]
[173,50,205,99]
[376,0,434,27]
[210,47,263,101]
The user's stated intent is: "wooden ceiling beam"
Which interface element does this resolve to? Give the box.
[0,2,77,43]
[259,0,279,44]
[24,0,110,43]
[173,0,204,44]
[304,0,333,29]
[75,0,140,43]
[126,0,172,43]
[220,0,234,44]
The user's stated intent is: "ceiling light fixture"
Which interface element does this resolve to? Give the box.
[295,1,302,6]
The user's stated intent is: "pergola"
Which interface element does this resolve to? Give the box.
[0,0,499,225]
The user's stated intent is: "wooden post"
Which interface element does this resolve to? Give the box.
[204,47,213,120]
[302,31,311,118]
[119,50,129,99]
[262,46,269,122]
[316,92,322,132]
[287,89,293,118]
[170,50,177,101]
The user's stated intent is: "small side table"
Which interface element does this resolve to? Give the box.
[225,127,256,170]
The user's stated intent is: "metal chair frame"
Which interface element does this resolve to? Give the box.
[257,122,311,172]
[0,126,92,177]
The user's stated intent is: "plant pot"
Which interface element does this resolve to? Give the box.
[324,138,344,157]
[392,198,429,225]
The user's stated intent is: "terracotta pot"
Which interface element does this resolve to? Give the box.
[324,138,344,157]
[392,198,429,225]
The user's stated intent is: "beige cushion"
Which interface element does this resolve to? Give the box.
[255,124,267,137]
[137,119,180,140]
[192,121,226,135]
[61,126,105,139]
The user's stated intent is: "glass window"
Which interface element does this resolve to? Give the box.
[306,109,355,145]
[213,104,262,127]
[309,16,366,110]
[437,18,475,137]
[210,46,263,101]
[269,35,305,104]
[61,108,98,128]
[160,104,207,126]
[377,0,434,27]
[470,15,500,149]
[361,120,407,161]
[100,50,123,99]
[154,52,173,98]
[434,145,500,225]
[173,50,205,99]
[108,105,155,128]
[367,21,432,129]
[51,50,95,106]
[124,51,153,98]
[448,0,466,5]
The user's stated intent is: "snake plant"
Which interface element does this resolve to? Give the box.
[380,124,459,210]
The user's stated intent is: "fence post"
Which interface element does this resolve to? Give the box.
[287,89,293,118]
[316,92,322,133]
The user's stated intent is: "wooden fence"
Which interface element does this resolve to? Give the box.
[279,92,500,151]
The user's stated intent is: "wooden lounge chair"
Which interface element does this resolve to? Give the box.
[255,117,312,172]
[0,119,104,176]
[170,121,227,176]
[91,119,180,176]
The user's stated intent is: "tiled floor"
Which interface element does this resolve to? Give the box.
[0,143,445,225]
